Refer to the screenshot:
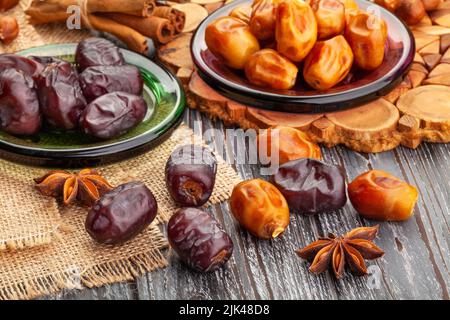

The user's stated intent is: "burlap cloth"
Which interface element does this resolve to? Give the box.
[0,0,91,54]
[0,126,242,300]
[0,3,242,300]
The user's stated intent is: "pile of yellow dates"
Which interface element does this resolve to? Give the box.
[205,0,388,90]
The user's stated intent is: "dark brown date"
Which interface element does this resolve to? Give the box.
[168,207,233,272]
[0,54,43,79]
[75,37,125,72]
[79,92,147,139]
[79,65,143,102]
[0,68,41,135]
[36,60,86,130]
[85,181,158,244]
[165,145,217,207]
[270,158,347,214]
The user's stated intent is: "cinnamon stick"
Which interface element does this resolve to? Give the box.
[102,13,175,44]
[26,1,70,25]
[153,6,186,33]
[86,0,155,16]
[25,0,149,54]
[26,0,156,24]
[123,1,156,18]
[87,14,149,54]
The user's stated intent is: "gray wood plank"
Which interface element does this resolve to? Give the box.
[55,109,449,300]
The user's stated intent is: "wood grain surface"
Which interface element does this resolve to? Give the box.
[43,109,450,300]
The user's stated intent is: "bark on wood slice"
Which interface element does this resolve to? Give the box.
[176,67,193,85]
[187,72,257,128]
[245,108,323,130]
[398,115,420,133]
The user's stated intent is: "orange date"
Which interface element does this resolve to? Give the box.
[303,35,353,90]
[229,4,253,24]
[276,0,317,62]
[230,179,290,239]
[345,11,387,71]
[348,170,418,221]
[258,126,321,165]
[250,0,279,41]
[245,49,298,90]
[308,0,345,40]
[205,16,260,69]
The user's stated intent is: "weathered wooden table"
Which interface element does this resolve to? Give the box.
[47,108,449,300]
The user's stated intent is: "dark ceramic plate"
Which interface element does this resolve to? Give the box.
[191,0,415,113]
[0,44,185,167]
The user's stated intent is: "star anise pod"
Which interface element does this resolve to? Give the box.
[296,225,384,279]
[34,169,114,206]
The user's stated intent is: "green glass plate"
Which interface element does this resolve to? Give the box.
[0,43,185,167]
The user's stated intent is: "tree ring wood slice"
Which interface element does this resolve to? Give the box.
[326,99,400,140]
[396,85,450,124]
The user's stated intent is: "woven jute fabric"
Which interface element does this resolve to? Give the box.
[0,0,91,54]
[0,125,242,299]
[0,2,242,298]
[0,163,60,251]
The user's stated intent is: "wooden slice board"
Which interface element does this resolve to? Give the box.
[157,0,450,153]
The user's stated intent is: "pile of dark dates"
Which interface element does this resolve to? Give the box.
[0,37,146,140]
[83,143,232,273]
[165,145,233,272]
